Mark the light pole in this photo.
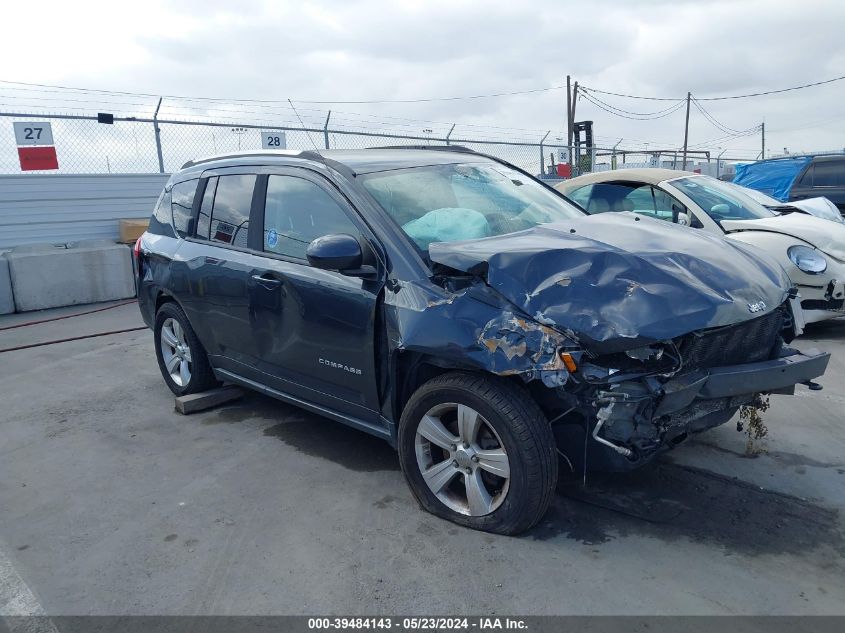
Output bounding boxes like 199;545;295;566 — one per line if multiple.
231;127;247;150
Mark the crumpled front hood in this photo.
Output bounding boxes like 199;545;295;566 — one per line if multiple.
429;213;791;351
721;213;845;261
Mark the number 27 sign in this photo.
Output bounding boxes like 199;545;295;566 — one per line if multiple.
13;121;59;170
14;122;54;146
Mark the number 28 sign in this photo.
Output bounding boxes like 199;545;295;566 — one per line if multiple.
261;131;287;149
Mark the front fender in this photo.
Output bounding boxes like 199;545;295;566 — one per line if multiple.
726;230;837;289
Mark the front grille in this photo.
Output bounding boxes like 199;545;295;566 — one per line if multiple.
678;307;784;370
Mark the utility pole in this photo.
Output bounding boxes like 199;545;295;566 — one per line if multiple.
761;121;765;159
569;81;579;172
681;91;691;170
566;75;573;149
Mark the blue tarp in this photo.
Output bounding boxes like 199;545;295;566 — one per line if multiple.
733;157;812;202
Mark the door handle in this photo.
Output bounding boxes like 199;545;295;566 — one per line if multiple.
251;274;282;290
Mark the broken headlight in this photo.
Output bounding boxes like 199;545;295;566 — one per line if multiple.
788;245;827;274
581;342;680;383
624;344;665;362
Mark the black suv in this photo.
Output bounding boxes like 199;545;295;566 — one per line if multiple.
789;155;845;214
137;147;829;534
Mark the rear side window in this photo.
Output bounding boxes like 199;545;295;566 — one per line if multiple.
148;188;175;237
583;183;638;213
209;174;256;248
262;176;359;259
171;179;198;237
196;177;217;240
567;185;592;208
812;160;845;187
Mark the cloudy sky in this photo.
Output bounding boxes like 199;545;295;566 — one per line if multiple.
2;0;844;160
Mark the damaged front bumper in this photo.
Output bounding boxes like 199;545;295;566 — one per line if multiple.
585;348;830;470
657;347;830;412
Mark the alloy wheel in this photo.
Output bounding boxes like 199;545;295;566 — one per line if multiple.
414;403;511;516
160;317;192;387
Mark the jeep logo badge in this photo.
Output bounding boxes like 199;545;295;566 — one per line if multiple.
747;301;767;313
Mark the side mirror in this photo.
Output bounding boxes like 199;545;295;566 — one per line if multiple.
676;212;690;226
306;233;364;272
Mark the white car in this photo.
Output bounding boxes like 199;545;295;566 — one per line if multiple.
732;183;844;224
557;169;845;325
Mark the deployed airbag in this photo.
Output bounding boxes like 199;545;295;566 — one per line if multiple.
403;208;490;249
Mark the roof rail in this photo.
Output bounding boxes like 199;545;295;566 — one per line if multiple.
366;144;478;154
181;149;324;169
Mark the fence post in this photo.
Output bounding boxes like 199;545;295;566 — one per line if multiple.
716;149;727;179
445;124;456;146
323;110;332;149
611;138;622;169
539;131;550;176
153;98;165;173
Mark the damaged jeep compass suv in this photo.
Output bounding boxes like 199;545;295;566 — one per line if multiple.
137;147;830;535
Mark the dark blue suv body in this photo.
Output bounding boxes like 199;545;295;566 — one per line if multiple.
137;147;829;534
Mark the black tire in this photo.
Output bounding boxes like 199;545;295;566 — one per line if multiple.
398;372;557;535
153;301;219;396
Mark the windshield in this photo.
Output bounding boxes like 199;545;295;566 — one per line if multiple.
360;162;584;250
732;183;783;207
670;176;775;222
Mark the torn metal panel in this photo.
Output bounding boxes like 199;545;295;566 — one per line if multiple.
430;213;792;353
383;281;574;386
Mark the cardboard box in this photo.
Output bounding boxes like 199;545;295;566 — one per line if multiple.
118;218;150;243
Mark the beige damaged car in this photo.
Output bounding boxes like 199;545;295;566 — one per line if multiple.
557;169;845;325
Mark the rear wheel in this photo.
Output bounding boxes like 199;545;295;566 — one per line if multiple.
154;302;218;396
398;372;557;535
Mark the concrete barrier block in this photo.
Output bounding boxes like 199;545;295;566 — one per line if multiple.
0;254;13;314
8;242;136;312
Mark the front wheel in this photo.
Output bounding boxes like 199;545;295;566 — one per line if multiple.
398;372;557;535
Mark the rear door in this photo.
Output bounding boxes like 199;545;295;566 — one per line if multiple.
246;168;384;421
177;171;263;368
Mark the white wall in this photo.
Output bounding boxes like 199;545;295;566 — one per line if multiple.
0;173;169;249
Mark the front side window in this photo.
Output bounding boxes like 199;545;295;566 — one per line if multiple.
209;174;256;248
580;181;696;225
670;176;775;223
171;179;198;237
813;161;845;187
263;175;360;259
360;162;583;250
797;164;814;187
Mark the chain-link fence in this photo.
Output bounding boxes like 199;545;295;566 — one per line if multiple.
0;110;726;178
